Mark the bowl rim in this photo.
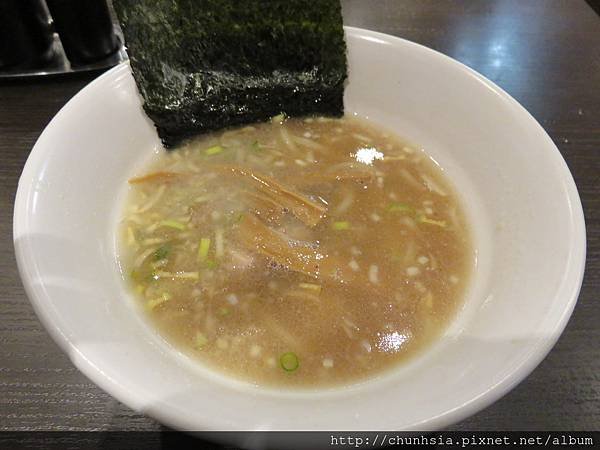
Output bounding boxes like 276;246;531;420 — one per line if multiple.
13;26;586;431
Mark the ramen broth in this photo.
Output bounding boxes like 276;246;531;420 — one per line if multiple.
119;116;473;387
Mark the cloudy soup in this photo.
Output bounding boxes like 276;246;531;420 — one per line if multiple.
118;115;473;387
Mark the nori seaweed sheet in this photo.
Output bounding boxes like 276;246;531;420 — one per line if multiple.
113;0;347;148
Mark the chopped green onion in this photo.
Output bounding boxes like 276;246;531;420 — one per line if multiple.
271;113;286;124
146;298;165;310
160;219;186;230
332;221;351;230
280;352;299;372
194;332;208;349
151;259;168;269
251;141;262;152
198;237;211;261
205;145;224;156
218;307;230;316
298;282;322;293
153;245;170;261
418;215;447;227
146;292;171;310
234;213;245;223
387;202;413;213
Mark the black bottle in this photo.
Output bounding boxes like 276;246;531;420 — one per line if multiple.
45;0;118;65
0;0;54;69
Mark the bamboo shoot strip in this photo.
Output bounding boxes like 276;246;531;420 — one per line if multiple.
235;213;323;278
214;165;327;227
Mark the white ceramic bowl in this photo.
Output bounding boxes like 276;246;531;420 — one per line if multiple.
14;27;585;433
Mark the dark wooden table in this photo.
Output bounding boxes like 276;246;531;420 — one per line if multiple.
1;0;598;434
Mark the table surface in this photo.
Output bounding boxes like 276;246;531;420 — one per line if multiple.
1;0;598;433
